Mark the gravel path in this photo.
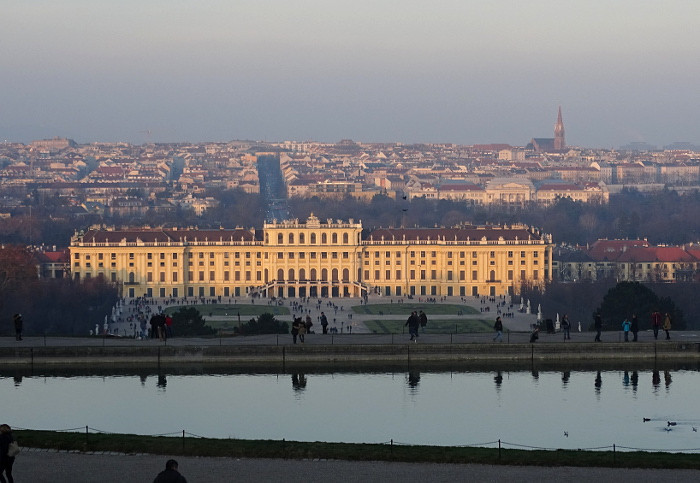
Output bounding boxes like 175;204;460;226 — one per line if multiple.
12;449;700;482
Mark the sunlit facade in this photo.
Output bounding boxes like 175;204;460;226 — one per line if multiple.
69;215;552;298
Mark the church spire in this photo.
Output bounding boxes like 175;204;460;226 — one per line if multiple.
554;106;565;151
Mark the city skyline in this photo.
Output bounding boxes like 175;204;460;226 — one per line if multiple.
2;1;699;148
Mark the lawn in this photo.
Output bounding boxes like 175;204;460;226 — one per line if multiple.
352;303;480;316
164;304;290;317
364;318;493;334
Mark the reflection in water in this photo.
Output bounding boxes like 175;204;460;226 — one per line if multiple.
494;371;503;388
594;371;602;394
623;371;629;387
631;371;638;393
140;374;147;386
664;371;672;390
561;371;570;385
407;370;420;390
13;376;22;387
652;370;661;391
292;373;307;392
157;372;167;389
531;369;539;381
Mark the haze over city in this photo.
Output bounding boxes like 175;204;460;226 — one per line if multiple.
2;1;699;147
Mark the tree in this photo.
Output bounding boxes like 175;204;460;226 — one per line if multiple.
595;281;684;331
170;307;216;336
235;312;288;335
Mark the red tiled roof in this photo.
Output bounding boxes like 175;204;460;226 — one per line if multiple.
81;228;256;243
365;226;541;242
587;239;649;261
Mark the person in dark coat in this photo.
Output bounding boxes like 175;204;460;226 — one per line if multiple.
631;313;639;342
594;312;602;342
0;424;16;483
12;314;22;341
153;459;187;483
320;312;329;334
405;311;420;341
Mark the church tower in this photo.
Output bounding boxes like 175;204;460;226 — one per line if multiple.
554;106;565;151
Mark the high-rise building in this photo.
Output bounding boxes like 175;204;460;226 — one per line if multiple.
554;106;565;151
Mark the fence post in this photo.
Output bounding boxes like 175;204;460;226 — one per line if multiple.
613;443;616;465
390;438;393;454
182;430;185;450
498;439;501;459
85;425;89;446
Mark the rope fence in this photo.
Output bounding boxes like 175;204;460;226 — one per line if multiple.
13;426;700;454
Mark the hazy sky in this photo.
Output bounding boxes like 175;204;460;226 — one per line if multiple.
2;1;699;147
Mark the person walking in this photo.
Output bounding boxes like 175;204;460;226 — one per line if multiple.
631;313;639;342
651;311;662;340
0;424;17;483
493;316;503;342
594;312;602;342
663;313;672;340
561;314;571;340
621;318;631;342
291;317;301;344
419;310;428;333
12;314;22;341
405;311;419;341
153;459;187;483
320;312;329;334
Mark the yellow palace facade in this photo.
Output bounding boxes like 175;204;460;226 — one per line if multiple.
69;215;552;299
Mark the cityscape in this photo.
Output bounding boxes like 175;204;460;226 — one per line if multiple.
3;1;700;480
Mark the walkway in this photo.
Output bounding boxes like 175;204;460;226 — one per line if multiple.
13;449;700;482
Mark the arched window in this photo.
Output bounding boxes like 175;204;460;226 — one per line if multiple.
310;233;316;244
321;269;328;281
332;233;338;244
299;268;306;281
264;269;269;283
299;233;305;244
288;269;295;281
490;270;495;281
289;233;294;244
343;233;349;244
332;268;339;281
265;234;269;243
277;233;283;244
343;268;349;281
277;269;285;281
310;269;317;281
321;233;327;244
129;272;135;283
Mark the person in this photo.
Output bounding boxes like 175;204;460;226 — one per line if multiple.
0;424;16;483
291;317;301;344
12;314;22;341
419;310;428;333
621;318;631;342
405;311;419;341
561;314;571;340
529;326;539;343
320;312;329;334
631;313;639;342
165;314;173;338
493;316;503;342
594;312;602;342
153;459;187;483
651;311;662;340
663;313;672;340
305;314;313;334
298;317;306;343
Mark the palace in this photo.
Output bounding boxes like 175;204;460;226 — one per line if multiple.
69;215;553;299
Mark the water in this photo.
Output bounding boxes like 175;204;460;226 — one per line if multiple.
4;364;700;451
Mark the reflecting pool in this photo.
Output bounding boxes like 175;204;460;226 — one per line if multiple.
4;363;700;451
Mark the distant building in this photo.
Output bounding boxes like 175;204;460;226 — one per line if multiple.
528;107;566;153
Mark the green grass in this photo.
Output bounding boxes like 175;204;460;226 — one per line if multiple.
352;303;479;316
364;318;493;334
164;304;290;317
14;430;700;469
